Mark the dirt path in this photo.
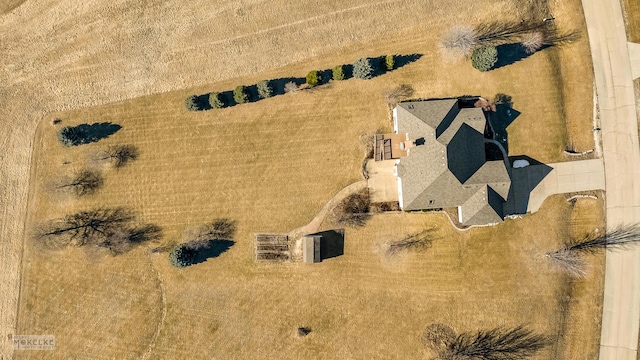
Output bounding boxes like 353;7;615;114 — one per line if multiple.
288;180;367;258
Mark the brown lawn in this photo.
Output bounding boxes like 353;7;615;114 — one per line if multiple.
14;0;603;358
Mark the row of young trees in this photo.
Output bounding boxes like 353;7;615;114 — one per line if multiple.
185;54;407;111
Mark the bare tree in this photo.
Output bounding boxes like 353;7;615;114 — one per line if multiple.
547;224;640;278
474;21;547;46
101;144;138;168
546;248;588;278
386;228;436;255
424;324;550;360
448;326;550;360
190;218;237;241
520;32;544;54
56;169;104;196
384;84;414;109
36;207;162;254
332;189;371;227
37;208;133;248
439;25;477;61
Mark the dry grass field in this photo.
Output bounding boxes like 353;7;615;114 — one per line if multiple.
3;0;601;358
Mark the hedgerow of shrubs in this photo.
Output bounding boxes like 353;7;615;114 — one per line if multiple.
306;70;320;87
353;57;374;79
257;80;273;99
233;85;248;104
332;65;344;81
208;92;224;109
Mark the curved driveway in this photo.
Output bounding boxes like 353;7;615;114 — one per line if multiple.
580;0;640;358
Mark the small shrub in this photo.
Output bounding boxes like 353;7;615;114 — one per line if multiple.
471;45;498;72
353;57;375;79
385;54;395;70
185;95;200;111
521;32;544;54
306;70;320;87
168;243;197;268
284;81;299;94
208;92;224;109
52;118;62;125
333;188;371;227
233;85;248;104
332;65;345;80
257;80;273;99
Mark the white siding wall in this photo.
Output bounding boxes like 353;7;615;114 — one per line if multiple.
397;175;404;209
393;108;398;133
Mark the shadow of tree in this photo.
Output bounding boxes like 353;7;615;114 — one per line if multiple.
59;122;122;146
191;239;235;265
492;43;532;69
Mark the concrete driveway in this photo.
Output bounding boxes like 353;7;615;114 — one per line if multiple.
526;158;605;212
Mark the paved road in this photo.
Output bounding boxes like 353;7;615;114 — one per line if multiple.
581;0;640;358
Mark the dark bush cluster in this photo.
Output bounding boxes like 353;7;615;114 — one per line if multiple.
57;123;121;147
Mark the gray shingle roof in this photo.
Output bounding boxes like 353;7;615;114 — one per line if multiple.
395;99;511;225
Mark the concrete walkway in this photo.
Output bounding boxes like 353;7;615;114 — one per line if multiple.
581;0;640;358
526;158;605;212
366;160;399;203
628;42;640;80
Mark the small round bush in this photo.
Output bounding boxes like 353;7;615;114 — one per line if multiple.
353;57;374;79
385;55;395;70
471;46;498;72
306;70;320;87
168;244;196;268
185;95;200;111
233;85;248;104
257;80;273;99
332;65;345;81
208;92;224;109
57;126;88;147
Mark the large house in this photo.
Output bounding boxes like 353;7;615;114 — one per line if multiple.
374;98;511;226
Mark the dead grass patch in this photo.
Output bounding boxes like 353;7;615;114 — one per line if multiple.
15;0;600;358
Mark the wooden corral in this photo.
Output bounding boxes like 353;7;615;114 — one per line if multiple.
255;234;290;262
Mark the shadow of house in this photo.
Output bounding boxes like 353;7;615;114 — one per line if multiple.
486;104;520;154
191;239;234;265
302;229;345;263
502;155;553;215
